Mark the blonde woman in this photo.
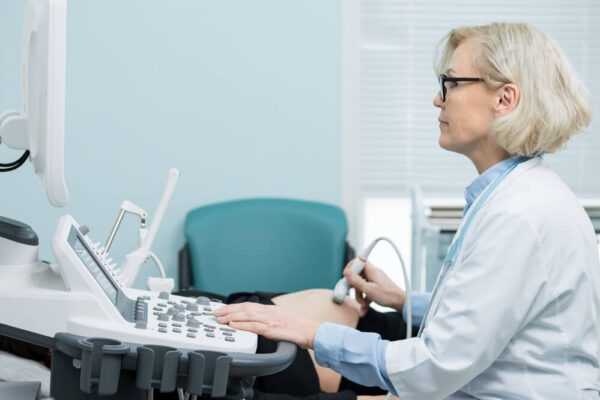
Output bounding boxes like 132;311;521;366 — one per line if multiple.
215;23;600;399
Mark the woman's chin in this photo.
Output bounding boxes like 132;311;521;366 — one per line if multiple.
438;135;464;154
438;135;451;151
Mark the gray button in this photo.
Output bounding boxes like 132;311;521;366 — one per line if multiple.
142;295;151;300
181;299;191;304
158;303;167;307
186;314;195;319
203;307;212;312
79;225;90;235
219;327;236;332
187;328;198;333
206;332;215;338
167;301;176;305
158;323;167;328
173;313;185;322
173;328;181;333
187;333;196;338
225;337;235;342
202;312;212;316
158;328;167;333
195;297;210;306
158;291;170;300
204;327;214;333
135;321;147;329
186;303;199;312
211;298;223;304
153;312;160;316
222;332;233;336
153;307;163;312
167;307;179;315
186;319;201;328
172;322;182;327
204;324;216;329
158;313;169;321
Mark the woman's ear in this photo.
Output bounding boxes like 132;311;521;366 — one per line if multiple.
494;83;520;117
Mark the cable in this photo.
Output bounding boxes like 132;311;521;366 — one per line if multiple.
368;237;412;339
0;150;29;172
148;251;167;278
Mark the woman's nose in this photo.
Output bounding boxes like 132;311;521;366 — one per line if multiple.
433;91;444;108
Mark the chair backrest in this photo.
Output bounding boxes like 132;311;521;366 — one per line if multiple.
183;198;349;295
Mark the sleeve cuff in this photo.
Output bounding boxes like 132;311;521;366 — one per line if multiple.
313;322;353;370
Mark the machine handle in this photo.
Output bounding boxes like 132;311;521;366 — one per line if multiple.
228;340;297;378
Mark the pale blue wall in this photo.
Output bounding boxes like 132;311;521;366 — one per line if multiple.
0;1;341;288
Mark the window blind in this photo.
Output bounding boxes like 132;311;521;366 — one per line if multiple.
358;0;600;198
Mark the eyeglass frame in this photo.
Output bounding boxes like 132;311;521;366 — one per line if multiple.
438;74;485;102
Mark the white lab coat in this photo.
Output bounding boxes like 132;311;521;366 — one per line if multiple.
385;157;600;399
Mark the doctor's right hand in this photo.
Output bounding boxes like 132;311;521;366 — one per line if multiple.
343;260;406;317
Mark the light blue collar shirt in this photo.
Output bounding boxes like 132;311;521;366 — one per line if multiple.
314;156;523;396
463;156;519;217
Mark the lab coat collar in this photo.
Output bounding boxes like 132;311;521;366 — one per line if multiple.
463;156;521;216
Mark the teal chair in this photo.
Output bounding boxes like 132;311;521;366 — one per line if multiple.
178;198;354;295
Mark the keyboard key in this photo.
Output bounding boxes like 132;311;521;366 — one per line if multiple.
186;319;201;328
158;313;169;321
195;297;210;306
135;321;147;329
173;314;185;322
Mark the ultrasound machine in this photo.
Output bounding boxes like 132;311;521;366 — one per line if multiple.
0;1;295;399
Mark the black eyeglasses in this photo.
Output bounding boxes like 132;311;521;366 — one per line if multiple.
438;74;485;102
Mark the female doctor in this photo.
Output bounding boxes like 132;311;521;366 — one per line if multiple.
214;23;600;399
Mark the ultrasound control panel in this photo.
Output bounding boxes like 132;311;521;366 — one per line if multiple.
50;214;257;353
133;291;242;346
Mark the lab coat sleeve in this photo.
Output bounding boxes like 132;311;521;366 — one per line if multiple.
385;210;545;400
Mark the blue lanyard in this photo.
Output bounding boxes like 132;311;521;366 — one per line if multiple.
416;156;530;337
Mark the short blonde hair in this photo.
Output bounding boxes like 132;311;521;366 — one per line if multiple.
434;23;592;156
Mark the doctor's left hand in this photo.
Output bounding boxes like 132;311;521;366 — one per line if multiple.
213;302;322;350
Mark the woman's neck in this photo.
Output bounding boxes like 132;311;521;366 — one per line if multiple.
467;143;511;175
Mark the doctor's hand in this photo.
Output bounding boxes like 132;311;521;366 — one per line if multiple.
213;302;321;350
344;260;406;317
